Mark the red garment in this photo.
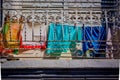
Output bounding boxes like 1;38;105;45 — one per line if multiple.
20;42;46;49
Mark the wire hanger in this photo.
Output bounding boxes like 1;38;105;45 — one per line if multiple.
49;15;54;23
63;13;69;24
84;12;91;26
92;13;101;26
41;14;47;24
78;14;84;26
70;14;76;24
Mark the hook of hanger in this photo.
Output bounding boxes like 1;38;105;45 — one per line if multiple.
84;12;91;25
12;15;18;23
56;15;61;23
92;12;100;26
49;15;54;22
78;14;84;24
41;15;46;23
70;14;76;24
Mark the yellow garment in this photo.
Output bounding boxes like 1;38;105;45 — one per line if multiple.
6;22;21;48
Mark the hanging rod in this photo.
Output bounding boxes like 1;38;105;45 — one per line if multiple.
0;8;118;11
10;5;117;8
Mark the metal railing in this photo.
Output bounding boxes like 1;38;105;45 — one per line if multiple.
0;0;120;59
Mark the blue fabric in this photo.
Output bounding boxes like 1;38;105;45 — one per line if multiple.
46;23;82;54
82;26;106;55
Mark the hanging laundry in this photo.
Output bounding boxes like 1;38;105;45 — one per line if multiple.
20;23;47;49
83;26;106;57
6;16;21;48
2;14;10;47
106;27;113;58
0;32;4;55
72;26;83;57
46;23;63;55
46;23;82;56
0;31;14;56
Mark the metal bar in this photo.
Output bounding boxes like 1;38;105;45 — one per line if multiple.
0;8;119;11
3;1;117;3
1;40;119;42
2;56;107;59
32;10;34;41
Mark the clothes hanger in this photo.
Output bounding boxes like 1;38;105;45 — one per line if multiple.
12;15;18;23
77;14;84;26
63;14;69;25
49;15;54;23
27;15;32;27
34;14;41;26
92;14;101;26
41;15;47;24
55;15;61;23
70;15;76;25
84;13;91;26
34;15;40;23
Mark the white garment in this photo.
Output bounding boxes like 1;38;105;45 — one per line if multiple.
106;27;112;45
22;23;48;45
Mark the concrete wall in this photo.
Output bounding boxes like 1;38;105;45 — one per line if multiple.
0;0;2;27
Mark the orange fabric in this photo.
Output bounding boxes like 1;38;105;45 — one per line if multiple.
6;23;21;47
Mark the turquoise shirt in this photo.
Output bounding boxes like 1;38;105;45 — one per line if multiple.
46;23;82;54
